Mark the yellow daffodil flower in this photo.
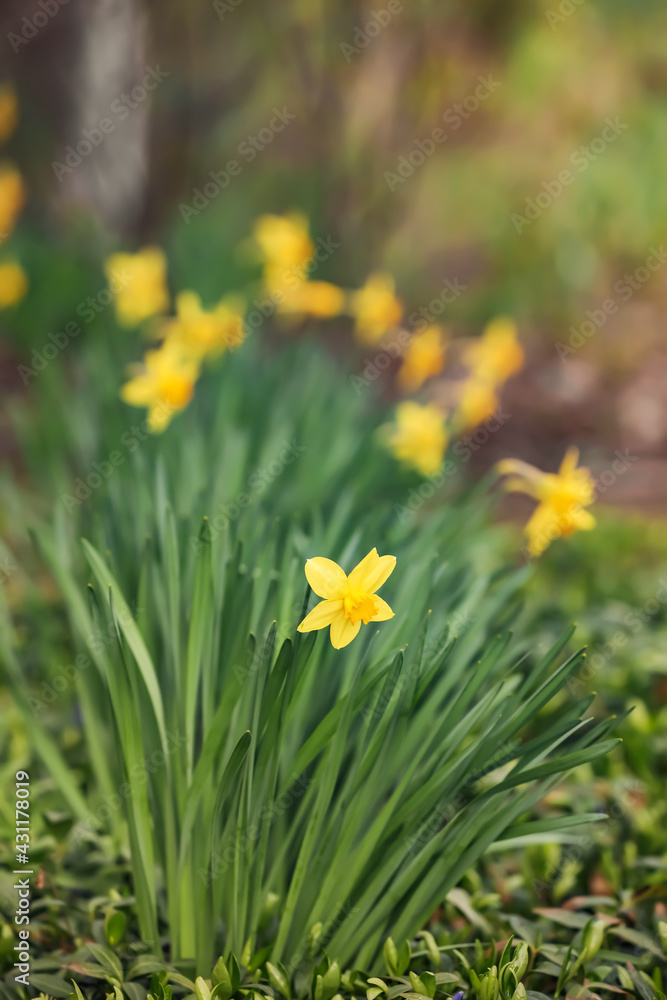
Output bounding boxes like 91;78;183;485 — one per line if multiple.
497;447;596;557
455;378;499;430
0;86;18;143
163;290;245;359
105;246;169;327
461;317;524;385
0;163;25;240
387;401;448;477
349;272;403;344
298;548;396;648
120;337;200;432
278;280;346;319
253;212;314;273
398;325;448;391
0;261;27;307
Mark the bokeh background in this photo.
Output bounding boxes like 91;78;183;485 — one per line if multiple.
2;0;667;510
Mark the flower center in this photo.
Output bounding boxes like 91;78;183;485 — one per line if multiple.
344;591;379;625
158;372;194;408
540;474;592;512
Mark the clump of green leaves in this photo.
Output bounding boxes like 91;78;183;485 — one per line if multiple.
1;343;620;975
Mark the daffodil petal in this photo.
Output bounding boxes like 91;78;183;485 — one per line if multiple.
148;403;173;433
304;557;348;599
371;597;394;622
559;446;580;476
346;548;378;588
121;376;154;406
330;614;361;649
572;508;596;531
348;549;396;594
297;599;344;632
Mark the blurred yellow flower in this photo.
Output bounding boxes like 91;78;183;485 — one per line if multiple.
0;164;25;240
0;86;18;144
253;212;314;274
297;548;396;649
497;447;596;557
120;337;200;432
397;325;447;391
278;280;345;318
456;378;499;430
0;261;27;307
349;272;403;344
461;317;524;385
387;401;448;476
105;246;169;327
164;290;245;359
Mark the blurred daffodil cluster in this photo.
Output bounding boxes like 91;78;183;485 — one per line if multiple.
0;84;27;310
109;211;596;556
382;316;523;475
108;246;245;431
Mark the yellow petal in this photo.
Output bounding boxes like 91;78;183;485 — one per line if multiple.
147;402;174;433
371;597;394;622
559;446;581;476
330;614;361;649
304;557;348;599
525;502;565;557
120;375;154;406
572;508;596;531
348;548;396;594
297;599;344;632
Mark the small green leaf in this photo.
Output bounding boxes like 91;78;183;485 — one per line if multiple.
418;931;441;969
266;961;291;1000
211;956;233;999
104;909;126;947
196;977;212;1000
396;940;411;976
383;938;398;976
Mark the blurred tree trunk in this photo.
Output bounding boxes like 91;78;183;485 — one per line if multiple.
65;0;148;231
